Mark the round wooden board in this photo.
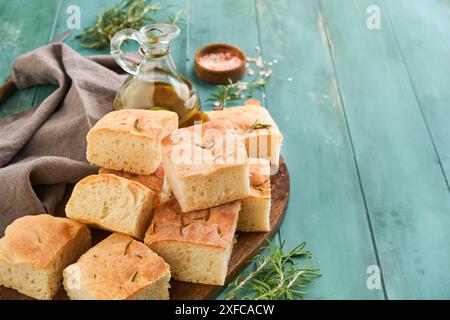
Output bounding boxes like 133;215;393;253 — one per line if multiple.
0;158;290;300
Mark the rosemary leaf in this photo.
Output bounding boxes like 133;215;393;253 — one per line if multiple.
207;83;241;110
130;271;138;282
133;118;143;133
208;73;271;110
248;119;272;132
167;9;186;25
226;240;320;300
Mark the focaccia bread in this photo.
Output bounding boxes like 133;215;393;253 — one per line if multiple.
99;165;164;192
0;214;91;300
161;120;250;212
144;199;240;285
206;105;283;166
86;109;178;175
66;174;155;240
238;158;271;232
99;164;172;205
63;233;170;300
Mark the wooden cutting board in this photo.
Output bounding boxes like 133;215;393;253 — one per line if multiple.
0;158;290;300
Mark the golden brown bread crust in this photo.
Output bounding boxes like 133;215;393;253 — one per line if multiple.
205;105;282;139
98;165;164;193
65;174;155;240
70;233;170;300
72;173;154;198
161;120;248;178
249;158;270;186
144;199;240;249
86;110;178;175
88;109;178;140
0;214;89;269
249;158;271;198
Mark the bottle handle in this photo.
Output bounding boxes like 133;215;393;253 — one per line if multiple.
110;29;142;75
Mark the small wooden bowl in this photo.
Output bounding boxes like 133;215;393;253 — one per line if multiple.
195;43;246;85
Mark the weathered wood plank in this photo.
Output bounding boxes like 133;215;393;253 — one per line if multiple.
382;0;450;186
320;0;450;299
188;0;263;111
256;0;384;299
0;0;60;118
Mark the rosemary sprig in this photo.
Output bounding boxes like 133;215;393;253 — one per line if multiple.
206;80;241;110
76;0;180;49
207;74;271;110
167;8;186;25
226;240;320;300
248;119;272;132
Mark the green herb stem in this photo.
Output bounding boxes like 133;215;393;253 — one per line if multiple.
207;74;271;110
226;240;320;300
76;0;183;50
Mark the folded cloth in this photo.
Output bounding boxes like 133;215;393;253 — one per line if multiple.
0;43;129;235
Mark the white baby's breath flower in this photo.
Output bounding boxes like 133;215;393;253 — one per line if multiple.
256;56;264;69
237;82;247;90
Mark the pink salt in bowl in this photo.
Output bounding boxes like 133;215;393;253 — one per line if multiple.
195;43;246;85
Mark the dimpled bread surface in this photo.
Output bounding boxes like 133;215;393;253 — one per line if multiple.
63;233;170;300
206;105;283;166
144;199;240;285
86;109;178;175
0;214;91;300
161;120;250;213
66;174;155;240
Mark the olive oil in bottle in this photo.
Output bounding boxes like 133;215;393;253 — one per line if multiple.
111;23;208;127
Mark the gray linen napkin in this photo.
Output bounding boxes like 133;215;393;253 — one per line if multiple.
0;43;129;235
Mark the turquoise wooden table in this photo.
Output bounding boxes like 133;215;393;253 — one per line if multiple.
1;0;450;300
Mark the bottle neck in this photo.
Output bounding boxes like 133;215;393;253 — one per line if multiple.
139;45;170;59
139;48;178;74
